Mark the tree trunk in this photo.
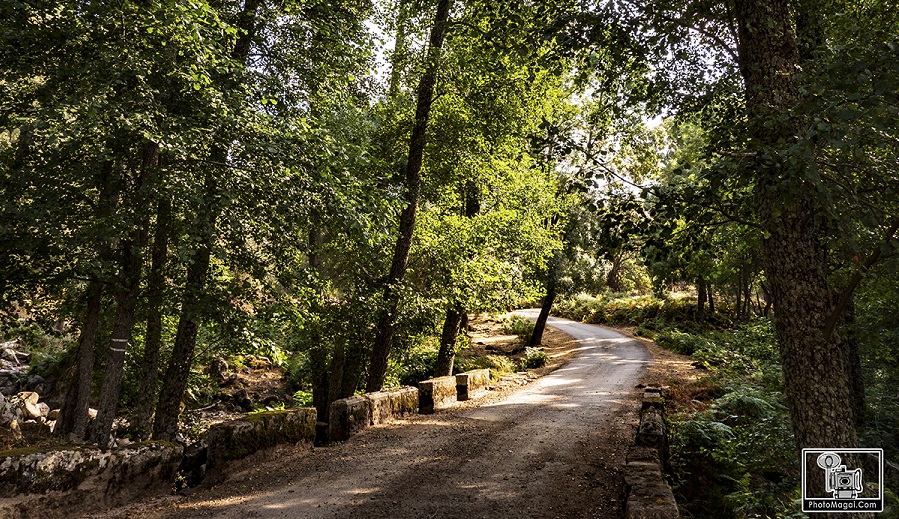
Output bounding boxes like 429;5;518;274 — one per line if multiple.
529;274;557;347
387;0;410;100
367;0;453;392
151;240;211;441
55;281;102;441
435;305;464;376
734;0;857;452
55;160;117;441
150;0;261;442
91;142;158;446
697;277;707;316
133;196;170;440
707;286;715;315
606;251;623;293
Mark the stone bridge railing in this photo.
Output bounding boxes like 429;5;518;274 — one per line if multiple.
623;386;680;519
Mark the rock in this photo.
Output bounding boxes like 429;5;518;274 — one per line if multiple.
178;439;208;489
219;373;238;387
88;408;98;420
233;389;253;411
206;356;229;378
15;391;39;406
23;401;50;421
1;392;23;426
7;419;22;440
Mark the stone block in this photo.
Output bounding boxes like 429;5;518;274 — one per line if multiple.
206;407;316;479
365;391;392;426
641;389;665;411
455;369;491;401
624;461;679;519
328;396;371;441
636;407;666;451
418;376;457;414
364;386;420;426
627;444;661;465
388;386;419;418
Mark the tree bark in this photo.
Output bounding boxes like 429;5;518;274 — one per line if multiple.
367;0;453;392
734;0;857;451
529;272;557;347
697;277;707;316
55;281;102;441
91;142;158;446
435;304;464;376
132;196;170;440
151;238;211;441
55;160;117;441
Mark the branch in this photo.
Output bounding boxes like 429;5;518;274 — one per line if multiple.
823;217;899;341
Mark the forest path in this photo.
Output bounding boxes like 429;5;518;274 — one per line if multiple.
98;313;651;519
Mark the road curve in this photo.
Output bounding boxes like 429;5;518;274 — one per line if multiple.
101;313;651;519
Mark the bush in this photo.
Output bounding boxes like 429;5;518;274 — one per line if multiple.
656;329;712;355
519;347;548;369
455;354;516;377
501;314;535;344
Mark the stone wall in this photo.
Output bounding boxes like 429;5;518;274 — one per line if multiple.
455;369;490;401
328;387;419;442
418;376;457;414
206;407;316;482
623;387;679;519
0;442;182;519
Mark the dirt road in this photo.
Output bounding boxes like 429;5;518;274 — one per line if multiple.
98;313;651;519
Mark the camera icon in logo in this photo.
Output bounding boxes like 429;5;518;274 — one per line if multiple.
817;452;863;500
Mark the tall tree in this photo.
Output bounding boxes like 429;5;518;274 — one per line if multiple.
367;0;453;392
732;0;856;449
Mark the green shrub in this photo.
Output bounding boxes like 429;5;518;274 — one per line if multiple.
501;314;535;344
292;389;313;407
519;347;548;369
388;340;439;387
656;329;712;355
455;354;516;377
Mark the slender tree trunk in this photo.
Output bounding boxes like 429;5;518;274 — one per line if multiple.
367;0;453;392
435;304;464;376
387;0;410;100
529;272;557;347
133;196;170;440
151;0;261;442
734;0;857;452
697;277;707;316
151;238;211;441
56;160;117;441
606;251;623;293
91;142;158;446
707;286;715;315
56;281;102;441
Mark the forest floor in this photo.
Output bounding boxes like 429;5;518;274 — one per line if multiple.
86;311;703;519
